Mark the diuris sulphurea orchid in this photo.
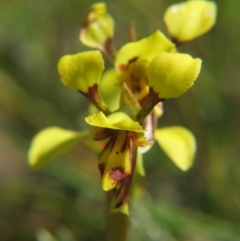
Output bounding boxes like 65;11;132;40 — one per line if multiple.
28;1;217;214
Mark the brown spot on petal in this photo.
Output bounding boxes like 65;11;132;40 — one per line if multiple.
79;84;110;114
78;84;98;99
92;128;113;140
115;201;123;208
121;132;129;153
139;95;148;106
110;131;118;151
109;167;128;183
98;163;106;177
119;64;128;72
128;56;138;64
88;84;99;97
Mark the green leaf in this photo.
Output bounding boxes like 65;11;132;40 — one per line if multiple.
28;127;86;169
58;51;104;93
147;52;202;99
154;126;196;171
164;0;217;43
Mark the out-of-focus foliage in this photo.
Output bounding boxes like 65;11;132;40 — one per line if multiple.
1;0;240;240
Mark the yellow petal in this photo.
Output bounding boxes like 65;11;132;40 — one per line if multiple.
115;31;176;102
98;131;132;191
58;51;104;93
155;126;196;171
148;52;202;99
28;127;85;169
115;30;176;72
85;111;143;132
164;0;217;42
80;3;114;49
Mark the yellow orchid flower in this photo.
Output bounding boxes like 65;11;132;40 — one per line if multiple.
85;109;150;191
28;1;217;216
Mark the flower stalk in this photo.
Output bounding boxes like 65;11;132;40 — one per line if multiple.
136;88;163;122
102;38;117;63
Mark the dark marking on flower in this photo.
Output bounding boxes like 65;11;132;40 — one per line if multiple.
110;131;118;151
139;95;148;106
103;37;114;53
92;128;113;141
80;84;111;115
88;84;98;97
81;19;90;29
119;56;138;72
119;64;127;71
98;137;114;177
116;151;119;154
98;163;106;177
99;137;112;159
82;13;97;28
109;167;128;183
115;201;123;208
170;35;187;47
128;56;138;64
121;132;129;153
78;84;99;100
136;87;141;92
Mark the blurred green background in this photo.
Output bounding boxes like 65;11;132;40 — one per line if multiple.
1;0;240;240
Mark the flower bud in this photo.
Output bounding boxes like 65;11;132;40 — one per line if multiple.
164;0;217;43
80;3;114;50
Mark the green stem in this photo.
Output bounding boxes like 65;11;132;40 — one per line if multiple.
79;86;111;116
107;212;129;241
137;88;162;122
